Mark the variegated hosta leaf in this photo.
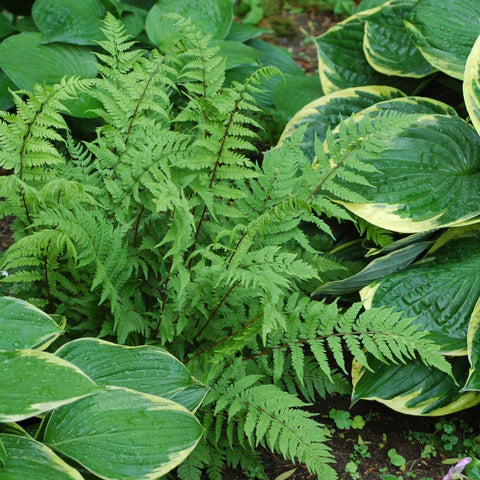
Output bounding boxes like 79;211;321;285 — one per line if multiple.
361;227;480;354
0;350;100;422
334;113;480;233
464;34;480;138
56;338;208;412
44;386;204;480
278;85;406;160
0;434;84;480
315;9;420;94
466;297;480;390
0;296;64;351
352;356;480;416
363;0;436;77
357;95;458;118
404;0;480;80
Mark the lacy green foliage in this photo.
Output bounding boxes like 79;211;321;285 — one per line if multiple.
0;15;450;479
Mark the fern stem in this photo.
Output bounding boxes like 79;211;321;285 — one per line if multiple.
194;280;240;335
188;85;246;265
133;206;145;246
307;141;363;200
112;59;165;173
186;311;263;363
153;254;174;339
43;241;53;311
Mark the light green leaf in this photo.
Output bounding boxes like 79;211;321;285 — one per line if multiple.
272;74;323;119
247;39;303;76
336;113;480;233
352;356;480;415
313;240;433;296
146;0;233;48
0;350;100;422
209;39;261;70
0;32;98;91
278;85;406;160
44;386;204;480
55;338;208;412
363;0;436;77
32;0;106;45
0;296;63;351
0;434;84;480
404;0;480;80
464;34;480;138
361;228;480;353
465;297;480;391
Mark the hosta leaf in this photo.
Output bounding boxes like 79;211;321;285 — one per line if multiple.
44;386;203;480
278;85;406;160
336;113;480;233
361;228;480;353
0;13;13;40
352;356;480;415
225;22;271;42
465;297;480;391
0;70;17;111
464;34;480;138
404;0;480;80
0;434;84;480
209;39;261;70
0;32;98;91
272;74;323;119
0;296;63;351
363;0;436;77
315;11;419;94
0;350;99;422
146;0;233;49
313;240;433;296
32;0;107;45
358;95;458;118
56;338;208;412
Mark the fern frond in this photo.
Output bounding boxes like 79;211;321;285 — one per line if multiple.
310;111;421;203
216;383;336;479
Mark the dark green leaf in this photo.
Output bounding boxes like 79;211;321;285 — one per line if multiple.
32;0;107;45
272;74;323;119
146;0;233;48
313;241;433;296
0;33;98;91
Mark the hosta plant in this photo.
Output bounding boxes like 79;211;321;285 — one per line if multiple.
0;13;451;479
281;0;480;415
0;296;205;480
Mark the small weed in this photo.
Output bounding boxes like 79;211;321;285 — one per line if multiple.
388;448;407;471
328;408;365;430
